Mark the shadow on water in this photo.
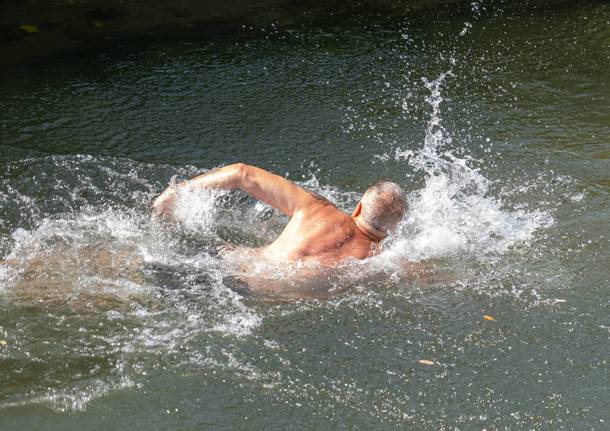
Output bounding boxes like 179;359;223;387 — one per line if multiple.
0;0;588;68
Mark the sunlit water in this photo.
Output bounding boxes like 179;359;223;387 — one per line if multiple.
1;1;609;429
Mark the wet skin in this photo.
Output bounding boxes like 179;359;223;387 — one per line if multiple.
152;163;382;266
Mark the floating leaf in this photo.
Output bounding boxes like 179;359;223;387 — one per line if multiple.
417;359;434;366
483;315;495;321
19;24;39;33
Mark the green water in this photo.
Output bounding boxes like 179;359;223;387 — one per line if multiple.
1;1;609;429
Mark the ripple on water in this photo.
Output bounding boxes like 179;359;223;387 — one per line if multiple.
1;3;605;424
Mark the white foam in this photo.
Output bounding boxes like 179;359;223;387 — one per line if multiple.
383;72;553;262
171;183;222;235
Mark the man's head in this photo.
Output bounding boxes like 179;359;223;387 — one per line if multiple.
352;181;407;241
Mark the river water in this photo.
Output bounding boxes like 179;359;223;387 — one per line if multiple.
1;1;609;429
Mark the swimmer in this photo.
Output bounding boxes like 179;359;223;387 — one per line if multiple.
152;163;406;267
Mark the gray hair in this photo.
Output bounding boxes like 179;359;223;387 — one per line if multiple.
360;182;407;235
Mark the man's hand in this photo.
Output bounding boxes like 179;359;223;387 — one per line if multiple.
151;186;179;218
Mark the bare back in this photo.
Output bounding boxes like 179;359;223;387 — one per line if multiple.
261;193;375;265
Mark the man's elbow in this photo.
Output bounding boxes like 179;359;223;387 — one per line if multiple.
231;162;249;174
229;162;251;185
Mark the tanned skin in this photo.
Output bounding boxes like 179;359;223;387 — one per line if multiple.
152;163;381;266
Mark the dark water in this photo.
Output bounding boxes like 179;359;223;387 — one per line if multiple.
1;1;609;429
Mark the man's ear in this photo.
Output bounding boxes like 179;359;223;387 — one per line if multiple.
351;201;362;218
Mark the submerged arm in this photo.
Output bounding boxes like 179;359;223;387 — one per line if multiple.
152;163;316;218
402;260;463;284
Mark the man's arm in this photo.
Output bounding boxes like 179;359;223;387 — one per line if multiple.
152;163;318;218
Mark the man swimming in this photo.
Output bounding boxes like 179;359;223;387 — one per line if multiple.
152;163;406;267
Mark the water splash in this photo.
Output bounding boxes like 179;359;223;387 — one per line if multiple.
0;189;265;412
386;72;552;262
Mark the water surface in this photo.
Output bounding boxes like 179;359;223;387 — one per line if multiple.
1;1;609;429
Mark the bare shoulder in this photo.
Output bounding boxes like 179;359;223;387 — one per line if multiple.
304;190;335;207
299;191;349;221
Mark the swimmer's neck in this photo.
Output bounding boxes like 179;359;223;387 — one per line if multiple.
352;215;385;243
